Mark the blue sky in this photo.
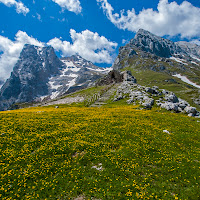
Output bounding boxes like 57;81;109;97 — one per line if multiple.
0;0;200;81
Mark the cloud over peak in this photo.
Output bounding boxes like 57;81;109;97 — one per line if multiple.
52;0;82;14
48;29;118;64
97;0;200;38
0;0;29;15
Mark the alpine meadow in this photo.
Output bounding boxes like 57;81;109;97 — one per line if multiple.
0;0;200;199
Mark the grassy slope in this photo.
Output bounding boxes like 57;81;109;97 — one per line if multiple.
122;67;200;109
0;106;200;199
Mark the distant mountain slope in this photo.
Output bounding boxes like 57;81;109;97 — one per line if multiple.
112;29;200;108
49;55;111;99
0;44;110;111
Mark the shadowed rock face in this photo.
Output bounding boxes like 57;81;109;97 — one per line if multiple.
96;70;136;86
96;70;123;86
0;44;64;110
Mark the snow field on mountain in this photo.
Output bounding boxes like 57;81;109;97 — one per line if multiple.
173;74;200;89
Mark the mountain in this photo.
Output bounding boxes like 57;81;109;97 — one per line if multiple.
1;30;200;112
130;29;182;58
0;44;110;111
112;29;200;109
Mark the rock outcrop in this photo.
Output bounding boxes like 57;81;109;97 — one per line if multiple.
113;72;199;117
96;70;136;86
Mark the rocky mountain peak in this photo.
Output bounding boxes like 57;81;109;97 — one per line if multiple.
0;44;65;110
0;44;111;110
130;29;181;58
134;29;154;39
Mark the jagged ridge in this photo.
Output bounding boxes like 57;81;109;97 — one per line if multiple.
0;44;111;111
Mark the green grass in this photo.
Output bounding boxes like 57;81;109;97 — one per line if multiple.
0;106;200;199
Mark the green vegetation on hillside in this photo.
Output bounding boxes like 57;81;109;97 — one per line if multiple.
122;67;200;109
0;106;199;199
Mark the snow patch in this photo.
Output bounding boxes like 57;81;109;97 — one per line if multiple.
36;47;43;56
191;55;200;62
173;74;200;89
50;91;60;99
191;61;198;65
86;67;112;73
170;57;188;65
61;60;81;72
69;73;78;78
49;80;62;90
40;95;48;101
67;77;77;88
60;68;69;77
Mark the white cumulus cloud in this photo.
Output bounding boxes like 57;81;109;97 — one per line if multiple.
97;0;200;38
0;0;29;15
0;31;44;82
47;29;118;64
52;0;82;14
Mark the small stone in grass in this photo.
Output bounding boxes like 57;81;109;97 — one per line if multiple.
163;130;170;134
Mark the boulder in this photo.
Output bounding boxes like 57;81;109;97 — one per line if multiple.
178;100;188;110
142;97;154;109
188;113;195;117
184;106;197;115
164;94;179;103
121;71;137;83
96;70;137;86
162;89;169;95
96;70;123;86
161;102;178;112
113;93;123;101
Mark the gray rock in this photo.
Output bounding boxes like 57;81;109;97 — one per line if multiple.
162;89;169;95
113;93;123;101
176;41;200;58
145;87;158;94
127;98;134;104
188;113;195;117
177;107;183;112
178;100;188;109
184;106;197;115
161;102;178;112
164;94;179;103
121;71;137;83
142;97;154;109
